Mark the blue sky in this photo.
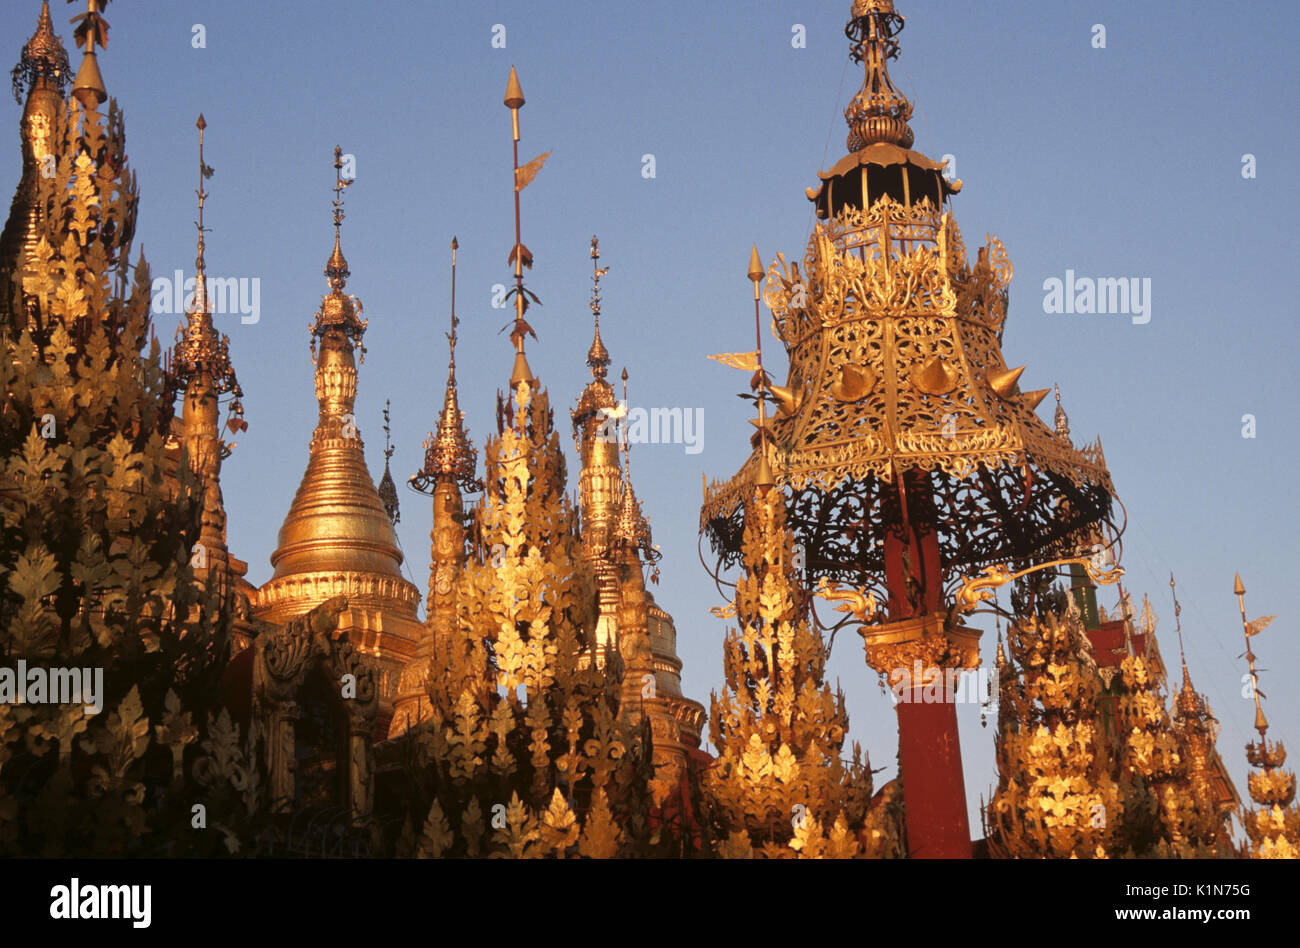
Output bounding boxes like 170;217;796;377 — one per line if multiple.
7;0;1297;838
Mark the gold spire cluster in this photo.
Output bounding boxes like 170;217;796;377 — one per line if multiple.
1157;575;1236;854
985;607;1124;858
704;480;878;858
562;233;701;779
1235;574;1299;858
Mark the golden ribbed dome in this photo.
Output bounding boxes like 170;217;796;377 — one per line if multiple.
269;333;406;580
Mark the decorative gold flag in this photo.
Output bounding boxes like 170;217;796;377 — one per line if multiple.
708;351;759;371
515;150;551;191
1245;615;1275;637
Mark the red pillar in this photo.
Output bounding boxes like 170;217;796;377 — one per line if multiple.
882;471;971;858
895;678;971;857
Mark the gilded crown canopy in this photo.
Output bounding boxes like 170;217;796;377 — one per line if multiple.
702;1;1119;600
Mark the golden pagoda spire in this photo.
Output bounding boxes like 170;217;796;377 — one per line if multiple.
1;1;70;334
1054;384;1072;444
170;115;244;580
613;367;655;562
254;147;422;721
1156;573;1238;854
843;0;914;150
1234;574;1299;858
571;237;623;667
390;240;479;737
413;237;479;495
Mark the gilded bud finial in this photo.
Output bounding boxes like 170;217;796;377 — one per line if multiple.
327;145;350;289
11;1;69;103
171;115;245;469
312;146;366;351
378;399;400;525
172;116;241;407
587;236;611;379
614;366;657;561
843;0;914;150
1053;384;1072;443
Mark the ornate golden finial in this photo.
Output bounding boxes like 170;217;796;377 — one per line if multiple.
1234;573;1299;858
172;116;242;414
587;235;611;378
748;244;775;491
378;399;400;525
843;0;914;150
413;237;479;494
1169;573;1190;685
11;1;69;102
69;0;109;109
1167;572;1213;732
449;235;459;366
615;367;656;561
1235;574;1275;740
327;145;350;290
502;65;547;384
193;114;211;319
1054;384;1072;443
312;146;366;354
